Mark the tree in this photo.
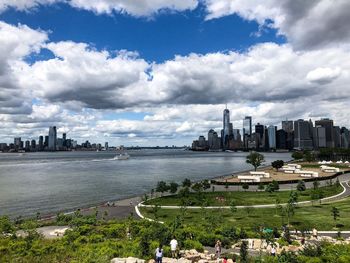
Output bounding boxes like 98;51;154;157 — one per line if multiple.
304;151;315;162
271;160;284;170
242;183;249;191
297;180;306;191
191;182;203;193
182;178;191;188
169;182;179;194
258;183;265;191
265;183;275;194
202;179;211;190
332;207;340;222
271;180;280;191
313;181;320;190
246;151;265;171
178;187;190;199
240;241;248;263
156;181;169;195
292;151;303;160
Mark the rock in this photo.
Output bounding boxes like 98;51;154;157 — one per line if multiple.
198;259;209;263
110;257;145;263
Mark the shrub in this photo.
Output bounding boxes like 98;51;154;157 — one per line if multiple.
183;240;203;252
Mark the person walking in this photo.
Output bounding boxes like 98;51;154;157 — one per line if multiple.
170;237;178;258
271;246;276;257
155;245;163;263
215;240;222;259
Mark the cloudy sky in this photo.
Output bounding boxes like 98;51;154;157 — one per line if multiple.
0;0;349;146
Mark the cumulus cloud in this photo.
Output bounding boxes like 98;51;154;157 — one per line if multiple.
0;0;198;16
306;67;342;85
204;0;350;50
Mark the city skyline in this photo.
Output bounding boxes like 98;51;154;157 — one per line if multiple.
0;1;349;146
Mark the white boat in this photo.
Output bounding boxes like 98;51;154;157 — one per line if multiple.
113;153;130;160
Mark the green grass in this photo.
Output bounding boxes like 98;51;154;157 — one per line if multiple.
144;184;343;206
141;196;350;231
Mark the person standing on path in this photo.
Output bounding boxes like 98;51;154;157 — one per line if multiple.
215;240;222;259
155;245;163;263
170;237;178;258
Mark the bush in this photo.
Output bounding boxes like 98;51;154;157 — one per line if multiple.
183;240;203;252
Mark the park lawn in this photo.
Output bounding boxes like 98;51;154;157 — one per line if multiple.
140;196;350;231
144;184;343;206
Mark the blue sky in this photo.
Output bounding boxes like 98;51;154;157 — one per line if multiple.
0;3;284;63
0;1;349;146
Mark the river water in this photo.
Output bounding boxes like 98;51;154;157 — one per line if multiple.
0;150;291;217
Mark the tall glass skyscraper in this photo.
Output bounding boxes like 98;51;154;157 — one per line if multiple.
243;116;252;136
48;126;57;151
223;108;230;148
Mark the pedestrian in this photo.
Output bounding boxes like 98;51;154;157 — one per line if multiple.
155;245;163;263
170;236;178;258
271;246;276;257
215;240;222;259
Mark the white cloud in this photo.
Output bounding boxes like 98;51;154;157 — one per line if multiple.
204;0;350;50
0;0;198;17
306;67;342;84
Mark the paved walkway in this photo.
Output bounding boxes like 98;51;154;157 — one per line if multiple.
137;181;350;210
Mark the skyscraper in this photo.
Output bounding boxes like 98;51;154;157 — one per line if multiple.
315;119;334;148
267;125;277;149
48;126;57;151
38;136;43;151
243;116;252;136
282;121;293;133
223;108;230;149
294;119;313;150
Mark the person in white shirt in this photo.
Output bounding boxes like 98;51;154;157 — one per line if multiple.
155;245;163;263
271;246;276;256
170;237;178;258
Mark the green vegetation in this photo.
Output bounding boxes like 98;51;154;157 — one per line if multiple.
144;184;342;206
141;196;350;231
246;152;265;171
271;160;284;170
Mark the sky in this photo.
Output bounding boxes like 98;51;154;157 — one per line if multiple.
0;0;349;146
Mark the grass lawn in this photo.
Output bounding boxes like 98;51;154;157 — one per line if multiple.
140;196;350;231
144;184;343;206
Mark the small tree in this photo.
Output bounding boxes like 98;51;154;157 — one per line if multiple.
240;241;248;263
156;181;169;195
272;180;280;191
265;183;275;194
258;183;265;191
304;151;315;162
242;183;249;191
297;180;306;191
191;182;203;193
169;182;179;194
202;179;211;190
292;151;303;160
271;160;284;170
332;207;340;222
246;151;265;171
313;181;320;190
182;178;191;188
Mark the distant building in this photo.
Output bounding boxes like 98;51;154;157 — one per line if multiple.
105;142;109;150
282;121;293;133
315;119;334;148
48;126;57;151
25;140;30;150
31;139;36;150
314;126;326;148
243;116;252;136
294;119;313;150
267;125;277;150
255;123;266;149
14;137;22;150
333;126;341;148
222;108;230;149
38;136;43;151
276;129;287;149
341;127;349;148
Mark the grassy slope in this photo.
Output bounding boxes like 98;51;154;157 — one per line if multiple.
141;196;350;231
144;184;343;206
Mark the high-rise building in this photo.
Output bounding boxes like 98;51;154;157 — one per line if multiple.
243;116;252;136
38;136;43;151
48;126;57;151
223;108;230;149
276;129;287;149
31;139;36;150
294;119;313;150
315;119;334;148
25;140;30;150
105;142;109;150
267;125;277;149
44;136;49;148
333;126;341;148
62;133;67;147
314;126;326;148
255;123;266;149
341;127;349;148
208;129;215;148
14;137;22;150
282;121;293;133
